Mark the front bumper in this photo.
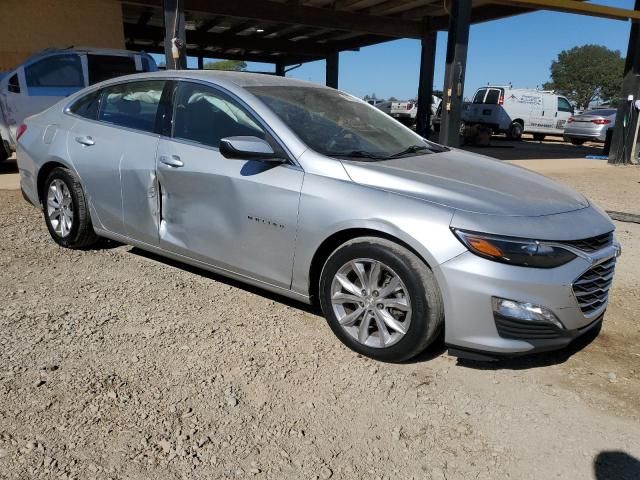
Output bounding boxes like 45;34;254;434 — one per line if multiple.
434;243;618;356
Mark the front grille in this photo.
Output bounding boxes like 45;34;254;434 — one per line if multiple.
573;257;616;316
564;232;613;253
494;315;564;340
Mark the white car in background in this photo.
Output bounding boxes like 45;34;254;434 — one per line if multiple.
0;47;157;162
462;86;574;140
389;96;441;126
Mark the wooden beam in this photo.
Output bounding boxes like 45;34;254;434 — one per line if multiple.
137;9;154;26
125;0;425;38
124;23;341;56
162;0;187;69
127;42;320;65
493;0;640;21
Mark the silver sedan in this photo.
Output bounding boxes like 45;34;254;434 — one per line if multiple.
564;108;616;145
17;71;619;362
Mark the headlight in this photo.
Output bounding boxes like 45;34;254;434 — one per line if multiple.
453;229;576;268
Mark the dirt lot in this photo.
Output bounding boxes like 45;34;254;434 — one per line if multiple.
1;180;639;479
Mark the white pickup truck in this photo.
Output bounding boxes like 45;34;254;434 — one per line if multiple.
389;96;441;126
0;47;157;162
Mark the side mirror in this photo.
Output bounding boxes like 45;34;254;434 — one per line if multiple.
219;136;283;163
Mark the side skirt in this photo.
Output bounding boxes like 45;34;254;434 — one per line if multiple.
93;227;312;305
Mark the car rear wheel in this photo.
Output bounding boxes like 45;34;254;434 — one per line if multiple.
43;167;99;249
508;121;523;140
319;237;444;363
571;138;586;146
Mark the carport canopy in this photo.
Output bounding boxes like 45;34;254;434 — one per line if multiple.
121;0;640;163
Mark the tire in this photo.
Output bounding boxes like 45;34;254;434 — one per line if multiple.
43;167;99;249
0;136;9;163
532;133;545;142
570;138;586;146
507;121;523;140
319;237;444;363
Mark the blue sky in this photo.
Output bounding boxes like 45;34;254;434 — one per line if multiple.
161;0;634;101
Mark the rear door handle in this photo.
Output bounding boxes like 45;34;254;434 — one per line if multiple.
75;136;95;146
159;155;184;168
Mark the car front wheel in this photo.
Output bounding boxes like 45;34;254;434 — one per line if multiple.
319;237;444;362
43;167;99;249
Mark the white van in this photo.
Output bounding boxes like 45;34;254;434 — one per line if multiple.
462;86;574;140
0;47;157;161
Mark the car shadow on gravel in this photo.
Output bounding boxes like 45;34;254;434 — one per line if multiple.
594;451;640;480
455;322;602;370
127;247;321;315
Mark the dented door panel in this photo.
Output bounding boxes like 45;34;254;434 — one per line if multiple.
156;138;303;288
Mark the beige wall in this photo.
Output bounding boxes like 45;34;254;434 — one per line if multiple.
0;0;125;71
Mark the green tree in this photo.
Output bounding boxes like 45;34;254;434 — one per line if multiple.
203;59;247;71
543;44;624;109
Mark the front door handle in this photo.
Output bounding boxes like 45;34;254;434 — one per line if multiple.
159;155;184;168
75;136;95;146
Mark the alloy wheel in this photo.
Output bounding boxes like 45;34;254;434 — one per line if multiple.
46;179;74;238
330;258;412;349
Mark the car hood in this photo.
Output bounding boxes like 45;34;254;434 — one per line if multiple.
340;149;589;216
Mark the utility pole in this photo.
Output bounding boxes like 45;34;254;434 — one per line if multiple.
163;0;187;70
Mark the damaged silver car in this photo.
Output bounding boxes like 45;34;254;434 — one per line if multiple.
17;71;620;362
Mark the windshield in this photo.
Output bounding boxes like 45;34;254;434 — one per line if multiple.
246;85;444;160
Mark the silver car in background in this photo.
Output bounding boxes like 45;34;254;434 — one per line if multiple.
564;108;616;145
17;71;620;362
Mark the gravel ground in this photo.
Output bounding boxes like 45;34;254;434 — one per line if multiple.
1;189;639;480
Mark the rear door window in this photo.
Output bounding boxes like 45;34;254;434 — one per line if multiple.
485;88;503;104
472;89;487;104
88;55;138;85
24;54;84;93
98;80;165;133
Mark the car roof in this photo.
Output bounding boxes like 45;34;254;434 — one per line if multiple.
20;47;152;65
95;69;330;90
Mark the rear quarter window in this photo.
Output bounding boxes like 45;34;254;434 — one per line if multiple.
69;90;101;120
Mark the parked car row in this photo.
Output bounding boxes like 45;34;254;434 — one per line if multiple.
442;85;617;145
0;47;157;162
